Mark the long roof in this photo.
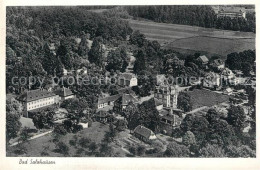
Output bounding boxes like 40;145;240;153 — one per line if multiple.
98;94;121;104
16;89;57;102
133;125;154;139
115;94;138;105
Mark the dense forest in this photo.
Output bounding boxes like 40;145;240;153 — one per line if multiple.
6;7;133;90
125;6;256;32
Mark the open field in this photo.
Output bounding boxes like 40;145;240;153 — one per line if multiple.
187;89;230;109
128;19;255;57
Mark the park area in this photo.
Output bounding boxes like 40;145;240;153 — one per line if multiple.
128;19;255;57
187;89;230;109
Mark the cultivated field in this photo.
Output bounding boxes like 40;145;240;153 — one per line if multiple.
128;19;255;57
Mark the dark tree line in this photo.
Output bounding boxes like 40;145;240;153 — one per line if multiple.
225;50;255;76
126;6;255;32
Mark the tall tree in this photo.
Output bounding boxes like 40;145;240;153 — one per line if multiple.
88;37;105;67
227;105;246;132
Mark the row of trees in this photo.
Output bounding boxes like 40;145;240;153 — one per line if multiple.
126;6;255;32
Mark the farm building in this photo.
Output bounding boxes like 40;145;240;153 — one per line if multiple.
133;125;157;142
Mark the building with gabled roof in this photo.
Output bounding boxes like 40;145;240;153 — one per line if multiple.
209;59;225;70
97;94;121;109
197;55;209;65
133;125;157;142
158;108;183;136
113;94;138;112
54;87;75;101
16;89;60;117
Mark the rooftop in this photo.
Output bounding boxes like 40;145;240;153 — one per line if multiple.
211;59;224;66
98;94;121;104
16;89;57;102
133;125;154;139
54;87;74;97
115;94;138;105
198;55;209;63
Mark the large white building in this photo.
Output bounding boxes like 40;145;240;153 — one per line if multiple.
17;89;60;117
217;8;246;19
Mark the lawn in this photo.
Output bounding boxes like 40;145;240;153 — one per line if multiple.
7;122;128;157
187;89;230;109
128;19;255;57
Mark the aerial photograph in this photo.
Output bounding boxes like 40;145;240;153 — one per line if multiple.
6;5;256;158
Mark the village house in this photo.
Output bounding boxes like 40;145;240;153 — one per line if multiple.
197;55;209;65
133;125;157;142
203;72;221;89
113;94;139;112
223;87;233;95
118;73;138;87
209;59;225;70
54;87;75;102
16;89;60;118
154;85;178;109
97;94;121;109
159;109;182;136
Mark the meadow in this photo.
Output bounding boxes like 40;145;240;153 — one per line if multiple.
187;89;230;109
128;19;255;57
